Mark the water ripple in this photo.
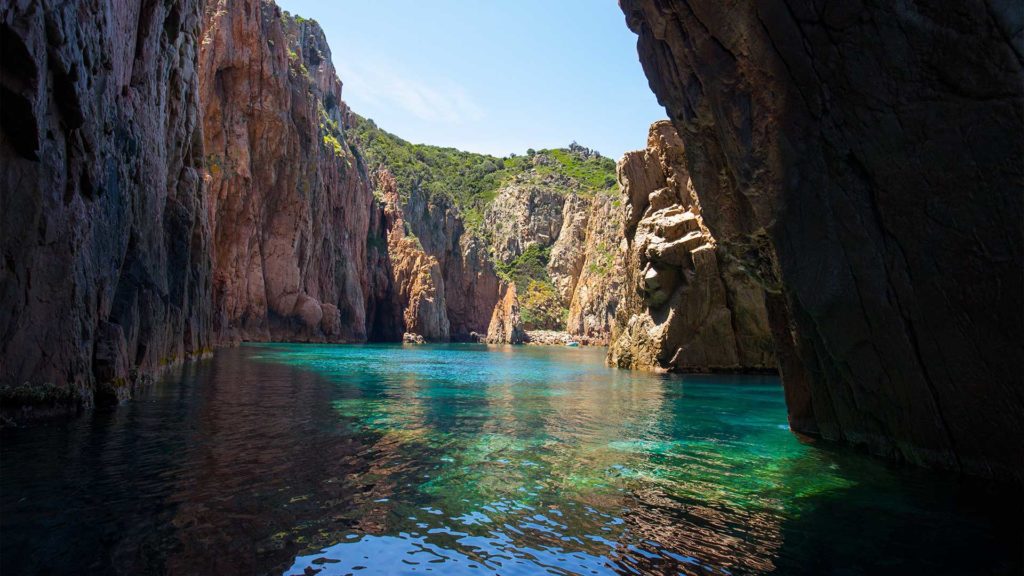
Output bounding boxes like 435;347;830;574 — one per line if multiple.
2;344;1020;575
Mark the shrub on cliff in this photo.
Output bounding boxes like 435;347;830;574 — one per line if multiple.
520;280;568;330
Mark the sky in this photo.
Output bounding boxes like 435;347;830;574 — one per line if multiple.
276;0;667;160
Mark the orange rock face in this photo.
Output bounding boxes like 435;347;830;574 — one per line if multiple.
379;172;450;342
486;283;526;345
200;0;393;343
609;122;775;372
402;189;501;341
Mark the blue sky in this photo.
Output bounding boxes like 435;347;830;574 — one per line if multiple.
276;0;667;160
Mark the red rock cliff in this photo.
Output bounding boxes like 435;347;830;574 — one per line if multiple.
620;0;1024;480
200;0;395;343
1;0;212;408
377;171;450;342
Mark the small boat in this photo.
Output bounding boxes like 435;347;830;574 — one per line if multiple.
566;341;580;348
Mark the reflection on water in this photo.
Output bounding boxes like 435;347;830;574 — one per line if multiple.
1;344;1020;575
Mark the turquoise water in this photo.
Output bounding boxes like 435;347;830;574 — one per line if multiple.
1;344;1019;575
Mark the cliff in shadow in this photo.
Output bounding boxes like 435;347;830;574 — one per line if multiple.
620;0;1024;480
1;0;213;412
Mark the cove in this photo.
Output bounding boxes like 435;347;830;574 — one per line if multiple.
1;344;1019;575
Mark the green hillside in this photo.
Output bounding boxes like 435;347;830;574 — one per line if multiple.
348;115;617;229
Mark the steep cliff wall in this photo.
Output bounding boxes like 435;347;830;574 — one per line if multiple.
566;195;625;341
352;120;628;343
609;122;775;372
1;0;212;410
377;172;449;342
621;0;1024;479
402;189;499;340
486;283;526;345
485;175;569;264
484;172;626;342
200;0;394;343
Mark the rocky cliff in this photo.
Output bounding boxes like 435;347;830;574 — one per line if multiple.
1;0;212;411
401;188;499;341
565;195;625;341
609;122;775;372
621;0;1024;479
352;121;627;344
377;171;449;342
486;283;526;345
485;176;626;343
200;0;395;344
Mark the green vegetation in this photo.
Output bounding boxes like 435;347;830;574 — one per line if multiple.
348;115;618;231
520;280;568;330
318;105;349;163
494;244;551;287
586;241;616;276
494;245;568;330
539;147;618;192
322;133;343;157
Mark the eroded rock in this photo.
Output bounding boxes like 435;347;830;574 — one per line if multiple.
609;122;775;373
379;171;450;342
0;0;213;409
486;283;526;345
621;0;1024;480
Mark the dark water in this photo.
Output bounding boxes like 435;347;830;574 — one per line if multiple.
1;344;1020;575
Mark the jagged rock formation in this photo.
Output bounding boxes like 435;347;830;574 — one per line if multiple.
0;0;212;409
548;194;591;302
621;0;1024;480
483;175;626;342
378;172;449;342
609;122;775;372
200;0;394;343
353;120;626;343
566;196;625;341
484;175;569;263
402;189;500;340
486;283;526;345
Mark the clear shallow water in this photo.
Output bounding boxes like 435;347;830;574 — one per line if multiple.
1;344;1020;575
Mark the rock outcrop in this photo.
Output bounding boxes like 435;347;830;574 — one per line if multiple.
378;172;449;342
200;0;393;343
402;189;500;341
486;283;526;345
621;0;1024;480
484;175;569;264
565;195;626;343
1;0;212;409
484;174;627;341
610;122;775;372
548;194;591;303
